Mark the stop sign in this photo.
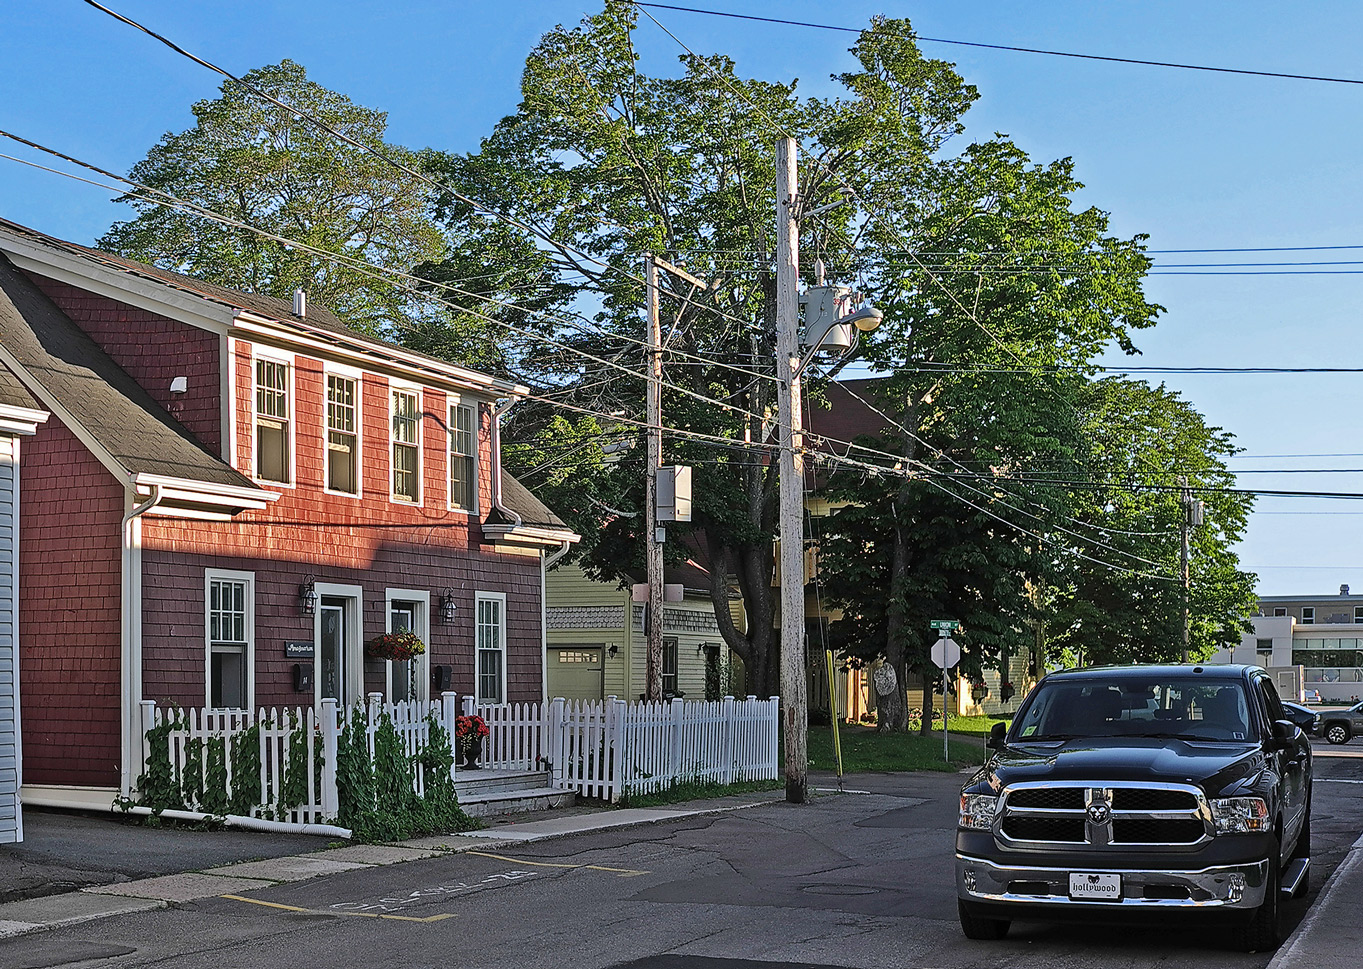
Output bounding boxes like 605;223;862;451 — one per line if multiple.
930;636;960;669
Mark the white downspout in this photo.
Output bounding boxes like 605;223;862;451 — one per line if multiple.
490;399;522;529
120;484;161;798
541;539;573;702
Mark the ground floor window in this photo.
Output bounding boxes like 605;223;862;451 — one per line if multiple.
387;589;430;703
476;592;506;704
206;570;253;710
662;637;679;697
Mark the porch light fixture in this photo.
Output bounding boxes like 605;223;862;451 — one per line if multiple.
299;575;317;616
439;588;458;624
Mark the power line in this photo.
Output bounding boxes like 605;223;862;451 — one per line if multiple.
633;3;1363;86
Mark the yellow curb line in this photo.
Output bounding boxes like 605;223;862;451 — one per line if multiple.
219;894;455;922
463;850;649;876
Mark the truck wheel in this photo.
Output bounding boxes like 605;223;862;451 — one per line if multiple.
1231;852;1281;953
1324;722;1351;745
958;899;1010;940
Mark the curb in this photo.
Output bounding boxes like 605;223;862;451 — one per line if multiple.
1269;830;1363;969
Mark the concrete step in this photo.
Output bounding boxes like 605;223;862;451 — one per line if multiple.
453;769;552;796
457;786;576;818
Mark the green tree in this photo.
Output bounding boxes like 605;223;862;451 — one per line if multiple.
99;60;446;335
424;5;1003;697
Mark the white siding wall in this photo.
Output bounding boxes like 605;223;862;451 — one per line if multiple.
0;437;20;843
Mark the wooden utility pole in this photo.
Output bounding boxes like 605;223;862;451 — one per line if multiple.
1179;474;1190;664
644;254;664;700
775;136;808;804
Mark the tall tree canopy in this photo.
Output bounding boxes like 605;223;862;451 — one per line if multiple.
99;59;446;335
417;4;1251;701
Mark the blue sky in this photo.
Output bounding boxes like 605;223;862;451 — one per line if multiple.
3;1;1361;596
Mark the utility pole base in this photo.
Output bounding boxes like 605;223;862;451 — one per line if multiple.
785;776;807;804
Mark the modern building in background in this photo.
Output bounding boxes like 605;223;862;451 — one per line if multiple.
1209;585;1363;702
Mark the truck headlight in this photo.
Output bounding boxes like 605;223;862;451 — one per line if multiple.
1210;796;1269;834
959;793;998;831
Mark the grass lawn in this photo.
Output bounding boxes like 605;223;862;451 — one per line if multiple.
807;716;1011;773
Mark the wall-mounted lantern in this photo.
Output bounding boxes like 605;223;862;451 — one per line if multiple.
439;587;458;624
299;574;317;616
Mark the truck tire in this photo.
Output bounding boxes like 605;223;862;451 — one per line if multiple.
1231;851;1281;952
1324;722;1351;745
958;899;1010;940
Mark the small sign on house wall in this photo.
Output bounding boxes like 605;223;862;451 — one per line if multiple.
284;641;315;659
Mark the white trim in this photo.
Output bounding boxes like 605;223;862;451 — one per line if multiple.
7;436;23;841
448;400;478;514
204;569;256;712
249;351;296;489
0;403;48;436
474;591;508;705
322;369;362;499
389;385;422;505
313;582;364;708
20;784;120;812
223;335;236;465
384;588;431;704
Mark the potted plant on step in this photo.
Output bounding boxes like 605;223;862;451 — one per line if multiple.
456;714;489;769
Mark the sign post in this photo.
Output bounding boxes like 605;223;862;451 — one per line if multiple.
929;621;961;762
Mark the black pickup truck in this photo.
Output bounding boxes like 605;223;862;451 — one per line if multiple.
956;664;1311;952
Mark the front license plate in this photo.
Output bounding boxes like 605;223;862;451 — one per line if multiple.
1069;872;1122;901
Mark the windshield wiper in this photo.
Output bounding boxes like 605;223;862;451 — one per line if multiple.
1124;731;1225;742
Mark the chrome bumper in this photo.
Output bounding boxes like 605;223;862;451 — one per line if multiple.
956;854;1270;910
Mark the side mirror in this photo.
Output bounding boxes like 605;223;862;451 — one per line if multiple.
986;721;1008;750
1271;719;1300;749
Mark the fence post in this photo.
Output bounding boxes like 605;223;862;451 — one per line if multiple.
667;696;685;788
441;691;459;781
134;699;157;797
320;698;340;819
765;696;779;780
721;695;737;785
546;696;566;788
366;692;383;761
462;694;475;717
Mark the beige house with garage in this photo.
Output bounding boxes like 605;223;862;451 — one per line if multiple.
544;560;742;702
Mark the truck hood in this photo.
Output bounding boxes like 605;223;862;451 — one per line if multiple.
973;737;1266;797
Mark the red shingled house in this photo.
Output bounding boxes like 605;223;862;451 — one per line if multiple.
0;218;576;809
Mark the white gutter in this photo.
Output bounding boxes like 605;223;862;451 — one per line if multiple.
491;399;522;529
119;484;160;799
540;539;574;703
121;805;351;839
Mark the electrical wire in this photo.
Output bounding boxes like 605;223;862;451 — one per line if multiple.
633;3;1363;86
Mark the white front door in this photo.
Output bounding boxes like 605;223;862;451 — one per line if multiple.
318;600;347;705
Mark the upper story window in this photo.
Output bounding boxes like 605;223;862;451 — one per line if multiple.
1353;606;1363;623
1273;607;1288;617
449;402;476;511
254;358;291;483
326;374;359;494
1300;607;1315;625
391;389;420;503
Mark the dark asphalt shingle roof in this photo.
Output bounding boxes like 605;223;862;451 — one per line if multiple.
0;253;259;490
495;470;571;532
0;365;37;413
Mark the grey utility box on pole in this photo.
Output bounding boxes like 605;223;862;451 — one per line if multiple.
656;465;692;522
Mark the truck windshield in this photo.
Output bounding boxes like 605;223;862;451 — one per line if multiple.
1011;678;1256;743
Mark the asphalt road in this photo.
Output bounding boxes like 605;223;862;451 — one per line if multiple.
5;742;1363;969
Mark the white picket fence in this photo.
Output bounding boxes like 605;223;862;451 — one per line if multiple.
135;692;780;828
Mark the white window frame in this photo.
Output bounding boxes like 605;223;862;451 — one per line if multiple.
385;588;430;704
1353;606;1363;623
204;569;254;711
662;637;679;697
448;400;478;513
324;367;363;498
1301;607;1315;625
1273;607;1288;617
313;582;364;709
475;591;507;705
251;349;295;487
390;383;422;504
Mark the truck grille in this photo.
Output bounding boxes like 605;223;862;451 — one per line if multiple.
998;782;1210;848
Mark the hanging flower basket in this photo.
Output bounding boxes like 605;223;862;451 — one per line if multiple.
971;681;989;702
1000;681;1016;703
365;631;427;662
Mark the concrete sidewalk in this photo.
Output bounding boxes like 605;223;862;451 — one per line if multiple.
0;793;779;940
1271;829;1363;969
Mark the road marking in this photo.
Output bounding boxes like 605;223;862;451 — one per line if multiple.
1316;778;1363;784
463;850;649;876
220;894;455;922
